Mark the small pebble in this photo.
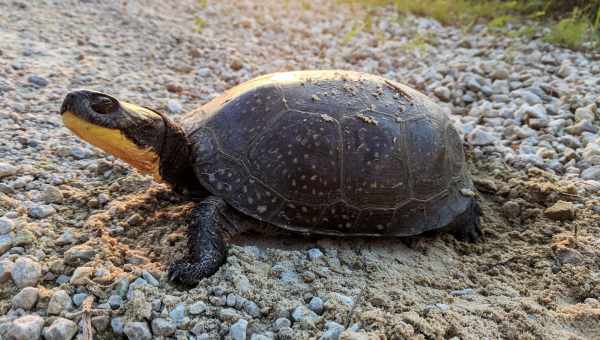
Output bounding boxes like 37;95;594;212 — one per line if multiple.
70;266;94;285
308;296;324;314
0;162;18;178
73;293;88;307
27;75;49;87
189;301;207;315
123;321;152;340
152;318;176;337
229;319;248;340
142;270;159;287
167;99;183;114
307;248;323;261
111;317;125;335
273;317;291;331
0;259;14;283
108;295;123;309
0;217;14;234
450;288;474;296
27;204;56;219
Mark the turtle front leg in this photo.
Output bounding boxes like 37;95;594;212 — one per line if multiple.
168;196;244;286
450;199;483;242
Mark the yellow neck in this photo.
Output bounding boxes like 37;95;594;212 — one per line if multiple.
62;111;162;181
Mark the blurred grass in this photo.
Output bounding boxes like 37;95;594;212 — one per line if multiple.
342;0;600;50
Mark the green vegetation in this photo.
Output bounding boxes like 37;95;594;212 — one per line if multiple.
344;0;600;50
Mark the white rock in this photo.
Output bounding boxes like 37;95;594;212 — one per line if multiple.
0;162;17;178
7;314;44;340
467;127;496;146
123;321;152;340
0;217;14;234
11;257;42;287
70;266;94;285
48;290;73;315
43;317;78;340
12;287;39;310
0;234;13;254
229;319;248;340
167;99;182;114
0;259;14;283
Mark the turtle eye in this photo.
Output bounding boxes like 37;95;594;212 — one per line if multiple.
90;94;119;115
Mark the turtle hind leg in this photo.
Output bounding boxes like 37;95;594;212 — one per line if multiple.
168;196;247;286
449;199;482;243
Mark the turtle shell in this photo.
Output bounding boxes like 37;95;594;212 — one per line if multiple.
181;70;474;236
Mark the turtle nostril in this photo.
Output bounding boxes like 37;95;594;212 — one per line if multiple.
90;95;119;115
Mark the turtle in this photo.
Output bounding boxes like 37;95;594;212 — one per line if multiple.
60;70;481;285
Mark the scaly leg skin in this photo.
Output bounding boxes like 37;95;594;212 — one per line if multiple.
450;199;483;243
168;196;247;286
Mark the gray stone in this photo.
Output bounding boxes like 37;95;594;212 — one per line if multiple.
308;296;324;314
189;301;207;315
167;99;183;114
43;317;77;340
41;185;63;204
575;106;595;122
7;314;44;340
151;318;176;337
123;321;152;340
243;300;260;317
273;317;291;331
113;276;130;297
320;321;344;340
582;166;600;180
72;293;88;307
169;303;186;322
0;259;14;283
0;162;18;178
142;270;159;287
92;315;110;332
108;295;123;309
467;127;496;146
48;290;73;315
64;245;96;265
69;146;91;159
27;75;49;87
565;120;598;135
333;293;353;306
70;266;94;285
435;303;450;311
450;288;474;296
12;287;39;310
307;248;323;261
219;308;239;321
0;217;14;234
227;293;237;307
433;86;451;102
250;335;271;340
27;204;56;219
0;234;13;254
11;256;42;287
229;319;248;340
111;317;125;335
291;305;320;325
56;229;77;246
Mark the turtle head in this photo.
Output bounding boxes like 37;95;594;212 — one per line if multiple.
60;90;169;181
